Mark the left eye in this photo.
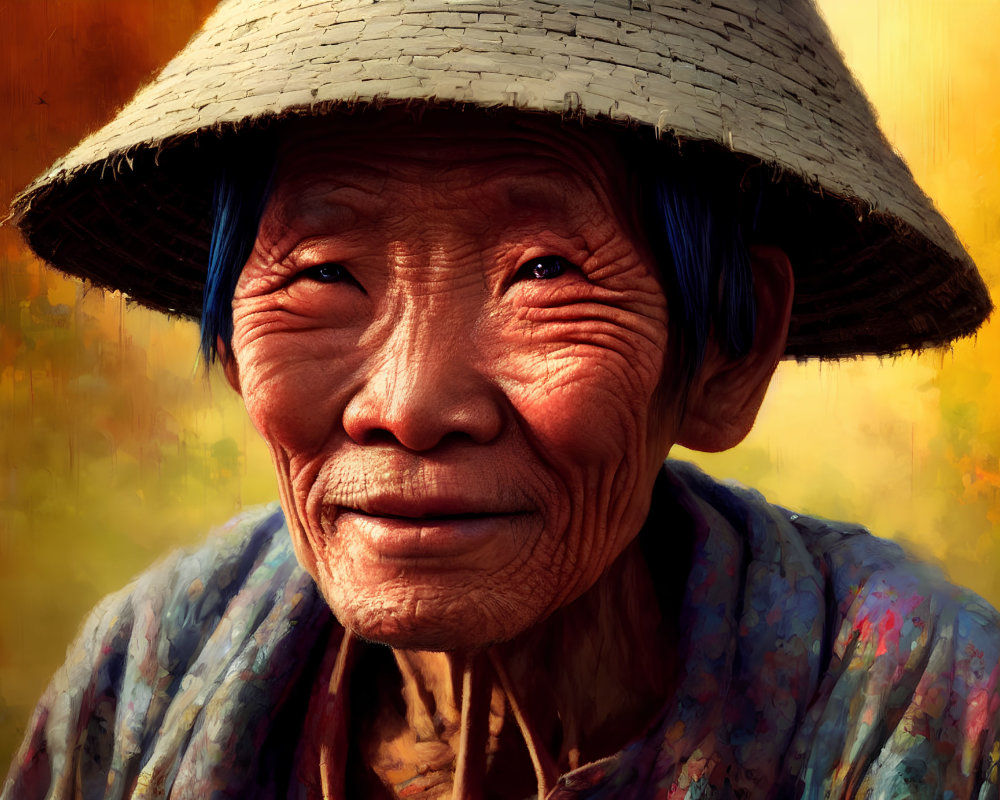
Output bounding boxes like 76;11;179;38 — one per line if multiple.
514;256;573;282
302;263;351;283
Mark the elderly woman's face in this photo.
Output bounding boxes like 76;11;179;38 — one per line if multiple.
228;114;677;650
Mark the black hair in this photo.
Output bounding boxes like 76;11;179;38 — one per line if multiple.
645;152;759;381
200;164;272;363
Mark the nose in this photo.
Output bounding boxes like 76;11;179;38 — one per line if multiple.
342;304;505;452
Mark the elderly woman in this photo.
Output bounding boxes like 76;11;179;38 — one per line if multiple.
4;0;1000;798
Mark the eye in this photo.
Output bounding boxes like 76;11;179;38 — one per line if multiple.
301;263;352;284
296;262;366;293
514;255;574;282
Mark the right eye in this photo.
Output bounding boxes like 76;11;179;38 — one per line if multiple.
514;256;578;288
513;255;574;282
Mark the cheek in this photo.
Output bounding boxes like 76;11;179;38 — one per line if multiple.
493;315;670;472
522;358;656;442
233;327;361;456
231;326;361;579
488;315;672;584
507;357;664;555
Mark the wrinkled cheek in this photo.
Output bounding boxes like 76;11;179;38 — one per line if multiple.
237;352;354;456
233;345;360;578
501;349;664;563
506;353;656;462
243;382;334;533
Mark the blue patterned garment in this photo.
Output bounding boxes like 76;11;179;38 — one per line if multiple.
4;461;1000;799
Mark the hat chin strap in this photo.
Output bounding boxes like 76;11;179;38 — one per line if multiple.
450;651;491;799
485;649;560;798
306;630;560;798
451;649;558;800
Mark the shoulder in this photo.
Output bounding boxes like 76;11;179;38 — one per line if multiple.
665;460;1000;799
3;504;328;800
786;511;1000;798
666;457;999;632
78;502;300;681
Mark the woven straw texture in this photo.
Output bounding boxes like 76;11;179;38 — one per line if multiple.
10;0;992;357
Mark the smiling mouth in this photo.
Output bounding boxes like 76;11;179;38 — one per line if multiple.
335;505;532;560
340;492;532;520
345;508;528;522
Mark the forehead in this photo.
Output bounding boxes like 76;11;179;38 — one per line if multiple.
266;110;635;229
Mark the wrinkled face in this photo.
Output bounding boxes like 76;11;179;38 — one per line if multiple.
229;113;679;651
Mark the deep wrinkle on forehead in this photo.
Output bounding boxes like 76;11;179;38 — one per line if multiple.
263;113;640;252
267;156;621;249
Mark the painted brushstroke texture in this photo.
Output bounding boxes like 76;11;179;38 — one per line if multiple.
5;463;998;797
1;0;999;775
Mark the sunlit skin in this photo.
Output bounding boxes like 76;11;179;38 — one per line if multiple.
225;110;793;652
221;112;794;789
226;113;677;651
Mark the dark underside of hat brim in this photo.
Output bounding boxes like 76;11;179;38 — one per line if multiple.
11;112;993;360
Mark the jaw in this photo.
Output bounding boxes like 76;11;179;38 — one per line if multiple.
318;572;533;652
341;531;680;798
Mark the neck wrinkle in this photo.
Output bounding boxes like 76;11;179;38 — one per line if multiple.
495;532;681;771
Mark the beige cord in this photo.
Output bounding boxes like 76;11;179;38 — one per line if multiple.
319;629;355;800
488;649;560;799
451;652;491;800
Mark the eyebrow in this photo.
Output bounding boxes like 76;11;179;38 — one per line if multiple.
484;166;602;232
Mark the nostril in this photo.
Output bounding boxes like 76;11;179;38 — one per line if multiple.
362;428;403;448
341;357;506;451
352;423;499;452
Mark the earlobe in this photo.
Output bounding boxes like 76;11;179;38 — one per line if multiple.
217;335;242;394
677;245;794;453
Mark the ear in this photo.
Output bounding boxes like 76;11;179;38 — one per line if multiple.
677;245;794;452
217;334;242;395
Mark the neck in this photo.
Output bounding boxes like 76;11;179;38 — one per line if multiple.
364;534;682;798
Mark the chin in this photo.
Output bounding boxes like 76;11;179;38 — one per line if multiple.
351;621;499;652
323;581;533;652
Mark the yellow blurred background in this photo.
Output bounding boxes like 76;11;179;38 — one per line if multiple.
1;0;998;771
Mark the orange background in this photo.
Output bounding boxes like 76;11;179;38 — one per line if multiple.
1;0;999;771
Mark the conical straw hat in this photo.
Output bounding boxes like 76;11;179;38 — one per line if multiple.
9;0;992;358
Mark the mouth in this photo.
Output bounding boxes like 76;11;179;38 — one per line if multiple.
344;494;531;521
335;502;533;560
347;508;525;522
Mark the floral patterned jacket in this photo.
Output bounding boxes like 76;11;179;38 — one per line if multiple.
5;461;1000;799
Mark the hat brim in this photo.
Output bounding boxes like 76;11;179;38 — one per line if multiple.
9;0;993;358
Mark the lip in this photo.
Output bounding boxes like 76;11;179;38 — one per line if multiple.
337;505;531;560
349;493;525;519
